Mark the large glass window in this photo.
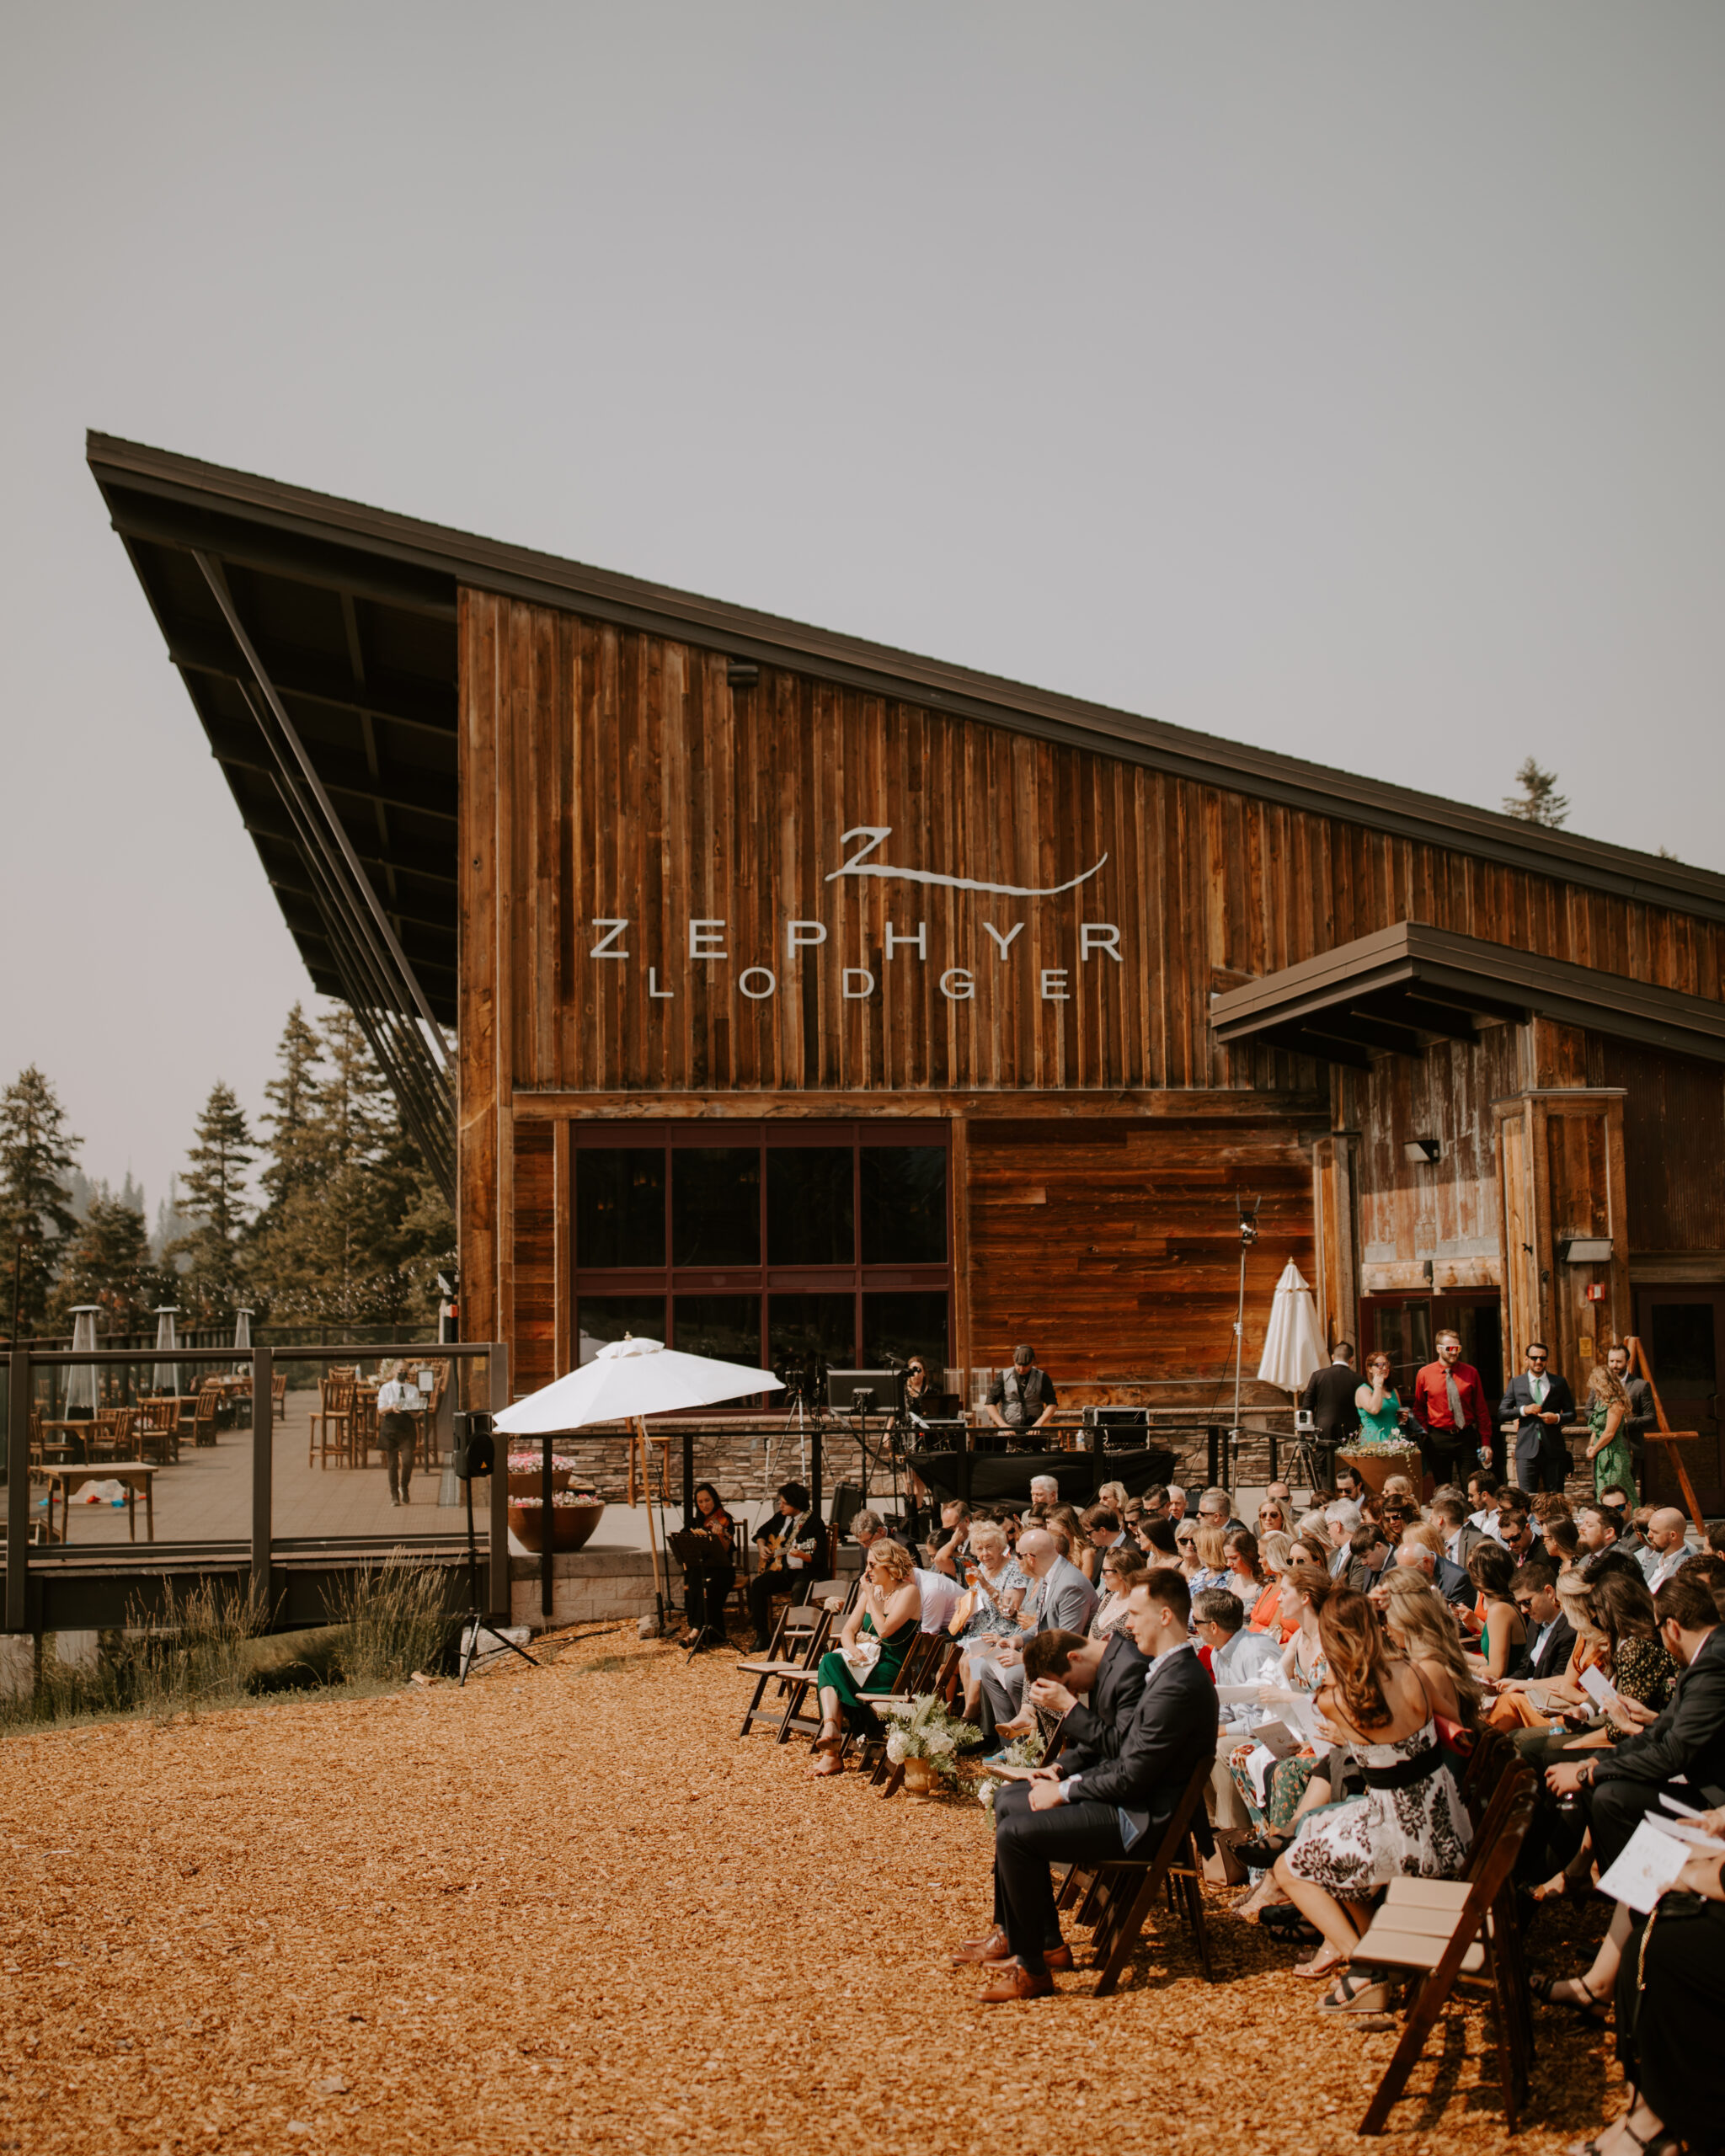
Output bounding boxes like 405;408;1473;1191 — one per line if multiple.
861;1148;948;1264
575;1149;665;1268
578;1295;667;1364
768;1293;857;1376
569;1125;949;1409
767;1148;854;1266
672;1149;761;1267
862;1291;949;1373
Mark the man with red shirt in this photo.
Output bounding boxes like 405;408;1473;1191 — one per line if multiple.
1413;1330;1493;1480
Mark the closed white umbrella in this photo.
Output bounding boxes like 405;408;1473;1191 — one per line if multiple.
153;1305;181;1397
67;1305;102;1416
494;1337;783;1608
1257;1262;1328;1394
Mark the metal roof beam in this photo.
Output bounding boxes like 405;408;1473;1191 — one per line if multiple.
202;715;456;823
162;616;456;738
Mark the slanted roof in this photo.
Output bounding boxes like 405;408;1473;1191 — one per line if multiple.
1210;921;1725;1069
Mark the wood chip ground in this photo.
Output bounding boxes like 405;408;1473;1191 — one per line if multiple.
1;1629;1617;2153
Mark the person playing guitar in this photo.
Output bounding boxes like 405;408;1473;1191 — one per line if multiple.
748;1480;822;1651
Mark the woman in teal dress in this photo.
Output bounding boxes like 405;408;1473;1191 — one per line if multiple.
1354;1351;1409;1444
1585;1365;1637;1506
809;1538;922;1776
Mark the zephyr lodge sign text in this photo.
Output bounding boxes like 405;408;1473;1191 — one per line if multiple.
585;828;1124;1003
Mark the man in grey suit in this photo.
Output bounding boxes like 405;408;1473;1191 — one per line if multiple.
973;1529;1098;1738
1607;1342;1656;1485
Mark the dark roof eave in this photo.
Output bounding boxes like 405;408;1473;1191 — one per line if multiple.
86;431;1725;926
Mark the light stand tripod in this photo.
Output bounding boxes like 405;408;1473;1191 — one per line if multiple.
452;1413;539;1687
1227;1196;1262;1493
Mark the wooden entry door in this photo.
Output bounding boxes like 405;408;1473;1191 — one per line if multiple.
1634;1286;1725;1516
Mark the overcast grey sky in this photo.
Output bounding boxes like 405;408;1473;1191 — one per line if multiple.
3;2;1722;1214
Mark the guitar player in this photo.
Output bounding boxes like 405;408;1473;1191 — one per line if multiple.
748;1481;824;1651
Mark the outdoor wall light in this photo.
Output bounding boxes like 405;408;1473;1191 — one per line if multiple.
727;659;760;688
1403;1138;1442;1163
1557;1236;1614;1265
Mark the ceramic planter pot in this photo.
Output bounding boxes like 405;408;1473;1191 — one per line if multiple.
901;1755;935;1799
1337;1447;1423;1497
507;1466;574;1500
506;1497;606;1552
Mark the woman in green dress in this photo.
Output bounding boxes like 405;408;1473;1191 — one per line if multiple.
1354;1351;1410;1444
809;1537;922;1776
1584;1365;1637;1507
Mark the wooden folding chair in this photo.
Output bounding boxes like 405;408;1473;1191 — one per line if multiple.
853;1631;950;1779
735;1600;834;1741
878;1640;966;1797
1348;1765;1538;2135
1068;1749;1218;1994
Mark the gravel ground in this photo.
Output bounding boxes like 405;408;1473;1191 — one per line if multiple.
2;1628;1620;2154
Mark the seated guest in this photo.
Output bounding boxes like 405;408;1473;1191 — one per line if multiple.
1535;1569;1725;2020
1022;1621;1149;1770
1324;1501;1364;1577
1137;1514;1179;1563
1188;1524;1233;1601
1498;1507;1538;1568
914;1558;960;1635
1195;1586;1284;1688
1226;1560;1338;1875
1197;1485;1248;1536
1544;1515;1582;1571
1251;1532;1297;1637
927;1500;973;1578
1345;1520;1397;1597
677;1482;736;1648
1257;1495;1293;1538
972;1527;1099;1739
953;1571;1216;1999
1274;1588;1473;2004
1395;1533;1477;1619
1431;1492;1484;1568
1223;1527;1267;1608
1027;1472;1060;1518
1507;1560;1577;1682
1080;1503;1129;1585
1378;1570;1483;1730
1469;1541;1527;1683
1166;1485;1188;1523
1138;1483;1171;1523
1174;1519;1203;1579
1588;1564;1680;1715
951;1520;1028;1725
808;1539;921;1776
1048;1504;1089;1569
1466;1469;1505;1541
1097;1479;1130;1516
747;1481;823;1651
1643;1507;1696;1593
1090;1545;1148;1638
1602;1801;1725;2156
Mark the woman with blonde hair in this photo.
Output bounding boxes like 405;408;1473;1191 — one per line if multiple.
1226;1560;1338;1873
1584;1364;1637;1505
1188;1523;1232;1599
1380;1570;1483;1730
809;1538;921;1775
1250;1531;1297;1637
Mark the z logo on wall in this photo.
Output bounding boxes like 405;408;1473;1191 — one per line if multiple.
827;827;1107;899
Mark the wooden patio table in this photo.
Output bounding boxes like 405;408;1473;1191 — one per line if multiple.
39;1464;158;1545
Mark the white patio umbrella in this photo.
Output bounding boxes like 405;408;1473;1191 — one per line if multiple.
494;1337;783;1606
1257;1261;1328;1394
152;1305;181;1397
66;1306;102;1417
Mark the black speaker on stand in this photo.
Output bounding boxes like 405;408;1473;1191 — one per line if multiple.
452;1411;539;1685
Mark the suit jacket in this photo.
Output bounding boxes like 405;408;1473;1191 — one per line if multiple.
1432;1552;1476;1612
1056;1630;1150;1773
1592;1624;1725;1796
1303;1363;1361;1442
1031;1554;1100;1638
1498;1373;1578;1467
1510;1614;1577;1684
1066;1644;1219;1844
1621;1374;1655;1442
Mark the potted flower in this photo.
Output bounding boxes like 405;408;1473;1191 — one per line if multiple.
881;1694;980;1798
977;1729;1046;1815
1336;1433;1424;1496
507;1449;576;1500
506;1486;607;1552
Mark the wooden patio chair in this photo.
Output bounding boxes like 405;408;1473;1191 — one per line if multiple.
349;1382;379;1470
1063;1748;1219;1994
190;1386;219;1450
308;1374;355;1470
138;1399;178;1465
90;1407;138;1463
270;1371;287;1413
1346;1764;1538;2135
736;1599;835;1740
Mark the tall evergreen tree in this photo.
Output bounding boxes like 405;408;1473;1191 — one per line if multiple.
256;1003;323;1225
168;1081;254;1319
0;1066;82;1337
51;1189;166;1334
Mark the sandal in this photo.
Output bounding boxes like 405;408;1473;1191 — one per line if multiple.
1567;2113;1677;2156
1318;1973;1391;2014
1293;1948;1348;1981
1533;1972;1610;2024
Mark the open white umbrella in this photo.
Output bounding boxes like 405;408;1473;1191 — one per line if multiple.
1257;1261;1328;1394
494;1337;783;1606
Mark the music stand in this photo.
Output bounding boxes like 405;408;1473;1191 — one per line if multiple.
669;1527;734;1659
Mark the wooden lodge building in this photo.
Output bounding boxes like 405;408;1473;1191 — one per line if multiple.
91;434;1725;1509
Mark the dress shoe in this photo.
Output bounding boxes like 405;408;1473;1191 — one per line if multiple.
977;1958;1055;2004
951;1928;1071;1969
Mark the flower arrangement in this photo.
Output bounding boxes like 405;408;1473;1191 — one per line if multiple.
509;1489;601;1508
507;1451;583;1475
1341;1433;1422;1458
880;1694;980;1789
977;1727;1045;1813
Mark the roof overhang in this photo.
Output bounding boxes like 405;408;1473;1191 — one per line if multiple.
1210;921;1725;1070
88;431;1725;936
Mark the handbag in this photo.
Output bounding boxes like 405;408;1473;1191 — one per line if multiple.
948;1588;977;1637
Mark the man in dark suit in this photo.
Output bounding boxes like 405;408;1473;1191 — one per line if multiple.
1301;1343;1360;1490
1505;1561;1576;1683
1546;1569;1725;1871
1498;1342;1576;1496
1021;1625;1149;1773
954;1570;1217;2002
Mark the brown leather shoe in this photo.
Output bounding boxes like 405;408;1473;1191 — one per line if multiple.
952;1928;1072;1970
977;1958;1055;2004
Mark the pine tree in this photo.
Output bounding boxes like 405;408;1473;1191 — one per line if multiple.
168;1081;254;1319
51;1190;165;1333
0;1066;82;1337
1502;758;1569;828
256;1004;324;1225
